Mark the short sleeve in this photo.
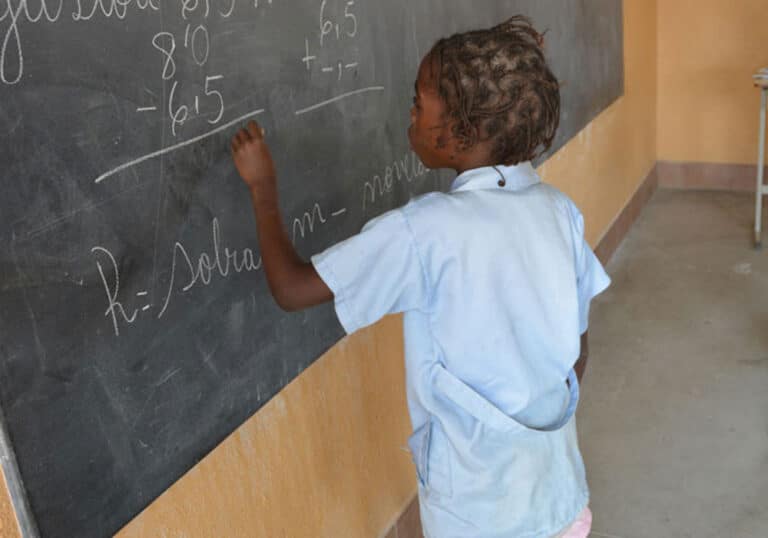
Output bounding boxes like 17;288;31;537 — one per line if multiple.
567;201;611;334
310;208;429;335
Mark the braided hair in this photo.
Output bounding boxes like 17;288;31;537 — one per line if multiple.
429;16;561;165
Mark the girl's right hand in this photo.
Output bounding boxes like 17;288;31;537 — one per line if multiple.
231;120;277;201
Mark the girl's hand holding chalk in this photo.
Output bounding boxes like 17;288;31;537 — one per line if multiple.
231;120;277;203
229;120;333;311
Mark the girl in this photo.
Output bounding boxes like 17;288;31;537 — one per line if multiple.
231;16;609;538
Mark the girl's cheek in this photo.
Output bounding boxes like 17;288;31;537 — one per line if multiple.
408;126;426;153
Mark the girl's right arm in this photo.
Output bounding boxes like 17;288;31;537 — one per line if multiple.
231;121;333;311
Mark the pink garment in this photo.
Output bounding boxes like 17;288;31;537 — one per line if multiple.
555;506;592;538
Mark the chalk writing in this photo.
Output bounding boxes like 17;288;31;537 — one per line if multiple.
93;108;265;184
94;200;349;335
0;0;270;86
71;0;159;22
1;0;164;85
291;202;347;242
92;218;261;336
7;1;425;339
362;151;428;211
92;245;138;337
292;203;327;242
157;218;262;318
302;0;360;83
149;21;226;135
294;86;384;116
1;0;64;85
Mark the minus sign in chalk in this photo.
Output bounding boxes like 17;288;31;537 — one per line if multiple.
142;305;152;311
136;106;158;112
331;208;347;217
136;291;149;297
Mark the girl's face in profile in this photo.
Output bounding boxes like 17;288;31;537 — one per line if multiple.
408;53;455;170
408;52;494;173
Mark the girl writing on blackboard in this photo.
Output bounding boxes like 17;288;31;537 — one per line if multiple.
231;16;608;538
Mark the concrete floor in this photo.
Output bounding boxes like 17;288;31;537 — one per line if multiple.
580;189;768;538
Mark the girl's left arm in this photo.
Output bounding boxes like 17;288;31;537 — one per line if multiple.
574;332;589;383
231;121;333;311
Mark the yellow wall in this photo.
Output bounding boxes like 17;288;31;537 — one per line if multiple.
657;0;768;164
0;2;658;537
1;469;20;538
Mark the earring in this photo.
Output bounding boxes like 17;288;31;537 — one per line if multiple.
493;166;506;187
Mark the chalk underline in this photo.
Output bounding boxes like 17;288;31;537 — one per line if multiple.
93;109;265;184
93;86;386;185
294;86;385;115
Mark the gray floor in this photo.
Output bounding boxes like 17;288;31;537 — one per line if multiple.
580;189;768;538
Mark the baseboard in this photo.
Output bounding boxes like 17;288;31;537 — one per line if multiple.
594;164;659;265
657;160;765;192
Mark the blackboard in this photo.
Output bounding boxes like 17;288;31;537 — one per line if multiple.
0;1;623;536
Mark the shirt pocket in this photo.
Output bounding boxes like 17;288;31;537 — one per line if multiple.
407;417;453;498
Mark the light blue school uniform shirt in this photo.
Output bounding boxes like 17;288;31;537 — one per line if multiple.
311;162;611;538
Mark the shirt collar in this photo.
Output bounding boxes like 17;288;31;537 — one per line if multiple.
449;161;541;193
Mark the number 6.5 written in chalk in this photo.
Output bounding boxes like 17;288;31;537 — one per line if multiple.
169;74;225;136
320;0;358;46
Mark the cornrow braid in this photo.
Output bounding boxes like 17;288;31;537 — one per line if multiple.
430;15;561;165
